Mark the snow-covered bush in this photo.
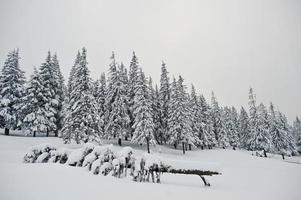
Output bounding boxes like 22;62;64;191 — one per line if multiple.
24;143;56;163
66;143;95;166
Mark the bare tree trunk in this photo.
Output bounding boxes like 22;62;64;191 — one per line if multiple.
33;131;36;137
4;128;9;135
118;138;122;146
54;130;58;137
282;154;285;160
189;144;192;151
146;137;150;154
263;149;267;157
46;128;49;137
182;142;185;154
174;143;177;149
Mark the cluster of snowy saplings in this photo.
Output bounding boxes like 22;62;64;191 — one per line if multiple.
23;143;220;186
24;143;165;183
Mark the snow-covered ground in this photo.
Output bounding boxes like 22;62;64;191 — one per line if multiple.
0;134;301;200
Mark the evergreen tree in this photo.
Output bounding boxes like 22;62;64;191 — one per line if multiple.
96;73;107;136
22;68;48;137
293;117;301;153
210;92;223;145
159;61;170;144
223;107;238;150
38;51;57;136
199;95;216;149
189;85;202;147
128;52;139;135
0;49;26;135
105;57;130;145
238;106;249;148
61;48;101;144
246;88;260;150
219;108;230;149
131;69;156;153
51;54;65;136
167;76;194;154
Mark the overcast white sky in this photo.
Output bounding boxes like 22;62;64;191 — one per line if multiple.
0;0;300;121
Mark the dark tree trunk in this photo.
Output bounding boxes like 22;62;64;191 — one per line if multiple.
233;146;236;150
46;128;49;137
146;137;150;154
282;154;285;160
54;130;58;137
174;143;177;149
182;142;185;154
118;138;122;146
201;145;204;150
4;128;9;135
263;150;267;157
33;131;36;137
125;136;128;141
189;144;192;151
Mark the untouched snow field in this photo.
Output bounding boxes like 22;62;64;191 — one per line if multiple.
0;134;301;200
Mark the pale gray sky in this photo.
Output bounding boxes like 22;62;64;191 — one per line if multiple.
0;0;300;121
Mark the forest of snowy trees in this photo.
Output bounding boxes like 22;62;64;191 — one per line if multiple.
0;48;301;157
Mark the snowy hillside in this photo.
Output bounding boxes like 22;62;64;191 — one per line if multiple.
0;134;300;200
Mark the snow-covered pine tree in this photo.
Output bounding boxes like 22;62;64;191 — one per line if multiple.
238;106;249;148
167;76;194;154
293;117;301;153
96;73;107;136
0;49;26;135
66;51;81;100
268;103;297;157
22;68;48;137
199;95;216;149
218;107;230;149
253;103;272;155
128;52;139;136
131;69;156;153
223;106;238;150
61;48;101;144
210;92;225;146
159;61;170;144
153;84;161;144
51;54;65;136
105;59;130;145
189;85;202;147
38;51;57;136
277;111;298;156
246;88;260;150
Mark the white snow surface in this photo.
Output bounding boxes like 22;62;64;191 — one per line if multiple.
0;134;301;200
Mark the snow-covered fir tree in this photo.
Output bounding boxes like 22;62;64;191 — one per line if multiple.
51;54;65;136
238;106;249;148
223;106;238;150
61;48;101;144
105;54;130;145
0;49;26;135
218;108;230;149
167;76;194;154
293;117;301;153
128;52;139;135
199;95;216;149
148;78;161;144
95;73;107;136
210;92;227;148
189;85;202;147
159;61;170;144
131;69;156;153
246;88;260;150
22;68;48;137
254;103;272;155
38;51;57;136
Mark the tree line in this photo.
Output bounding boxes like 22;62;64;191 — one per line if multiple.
0;48;300;156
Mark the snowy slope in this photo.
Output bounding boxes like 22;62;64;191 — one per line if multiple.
0;134;300;200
